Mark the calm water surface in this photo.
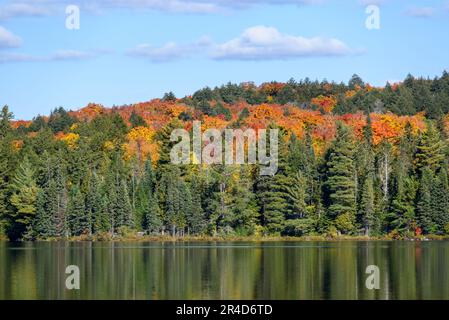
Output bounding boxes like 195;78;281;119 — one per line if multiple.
1;241;449;300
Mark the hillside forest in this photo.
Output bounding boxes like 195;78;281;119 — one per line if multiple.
2;72;449;240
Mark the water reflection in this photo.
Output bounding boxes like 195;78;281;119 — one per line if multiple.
1;241;449;300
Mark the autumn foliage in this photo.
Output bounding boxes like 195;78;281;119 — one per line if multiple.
12;98;430;158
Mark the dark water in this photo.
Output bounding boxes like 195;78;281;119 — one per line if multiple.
1;241;449;300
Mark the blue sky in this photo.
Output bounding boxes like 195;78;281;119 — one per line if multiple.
0;0;449;119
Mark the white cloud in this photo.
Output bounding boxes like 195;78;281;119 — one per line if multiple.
128;26;355;62
0;26;22;48
127;37;212;62
404;6;435;18
127;42;187;62
211;26;353;60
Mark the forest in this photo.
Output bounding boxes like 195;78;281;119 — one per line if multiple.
1;71;449;241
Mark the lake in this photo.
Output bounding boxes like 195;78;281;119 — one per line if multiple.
1;241;449;300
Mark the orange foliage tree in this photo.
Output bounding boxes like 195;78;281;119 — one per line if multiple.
311;95;337;113
124;126;159;165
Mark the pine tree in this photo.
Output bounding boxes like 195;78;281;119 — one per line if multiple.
285;171;307;219
230;167;259;235
48;157;68;237
387;163;417;234
430;169;449;233
34;188;56;239
0;106;14;238
0;105;13;139
0;147;10;237
106;153;133;233
135;160;156;230
357;115;378;235
9;157;38;239
129;111;146;128
256;128;290;235
162;169;187;236
416;167;435;233
116;179;134;228
288;129;319;207
67;185;87;236
323;123;356;234
86;173;108;234
145;192;163;234
359;173;376;235
415;122;445;173
185;176;205;235
206;166;234;235
156;120;184;169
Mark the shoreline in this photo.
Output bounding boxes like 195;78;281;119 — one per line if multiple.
2;234;449;242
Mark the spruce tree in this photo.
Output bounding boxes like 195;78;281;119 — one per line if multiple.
230;167;259;235
357;115;377;235
67;185;87;236
415;122;445;173
135;160;156;230
9;157;38;239
86;173;108;234
431;169;449;233
0;149;9;237
116;179;134;228
34;188;56;238
323;123;356;234
387;164;417;234
416;167;435;233
0;105;13;139
359;173;376;235
185;176;205;235
145;192;163;234
256;128;290;235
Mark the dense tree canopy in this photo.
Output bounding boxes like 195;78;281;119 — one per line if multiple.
2;71;449;240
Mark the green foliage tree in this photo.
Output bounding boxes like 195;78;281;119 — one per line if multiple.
9;158;38;239
323;123;356;234
67;185;88;236
129;111;146;128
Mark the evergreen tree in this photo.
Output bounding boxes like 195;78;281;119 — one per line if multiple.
323;123;356;234
430;169;449;233
129;111;146;128
0;145;10;237
0;105;13;139
0;106;14;237
162;91;177;102
415;122;445;173
230;167;259;235
4;73;449;241
357;115;378;235
158;168;187;236
285;171;307;219
416;167;435;233
9;157;38;239
256;128;290;235
86;173;109;234
185;176;205;235
67;185;87;236
145;192;163;234
116;179;134;228
34;188;56;239
206;166;234;235
359;173;376;235
387;163;417;234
